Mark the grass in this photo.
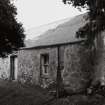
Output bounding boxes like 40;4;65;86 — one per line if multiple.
0;79;105;105
0;79;53;105
48;94;105;105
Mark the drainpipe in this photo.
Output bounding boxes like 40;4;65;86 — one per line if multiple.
56;46;62;98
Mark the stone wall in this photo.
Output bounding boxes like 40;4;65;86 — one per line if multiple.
62;44;92;92
0;57;10;79
18;43;92;92
18;47;58;86
0;55;18;80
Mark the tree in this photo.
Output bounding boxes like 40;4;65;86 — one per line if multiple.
0;0;25;57
54;0;105;98
63;0;105;47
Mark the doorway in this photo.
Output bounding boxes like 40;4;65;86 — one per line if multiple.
10;55;17;80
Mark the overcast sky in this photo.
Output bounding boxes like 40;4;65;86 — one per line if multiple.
15;0;86;31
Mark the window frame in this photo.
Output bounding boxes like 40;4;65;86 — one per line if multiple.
40;53;49;75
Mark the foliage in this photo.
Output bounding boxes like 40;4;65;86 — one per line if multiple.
0;0;25;57
63;0;105;47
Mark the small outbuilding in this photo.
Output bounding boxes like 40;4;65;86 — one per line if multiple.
18;14;95;92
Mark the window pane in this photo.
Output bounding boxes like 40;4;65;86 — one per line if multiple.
41;54;49;74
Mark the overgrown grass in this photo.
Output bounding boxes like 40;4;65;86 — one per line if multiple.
0;79;53;105
0;79;105;105
48;94;105;105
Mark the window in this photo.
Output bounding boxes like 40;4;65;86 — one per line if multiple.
41;54;49;75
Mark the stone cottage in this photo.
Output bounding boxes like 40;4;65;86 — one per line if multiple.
17;13;97;92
